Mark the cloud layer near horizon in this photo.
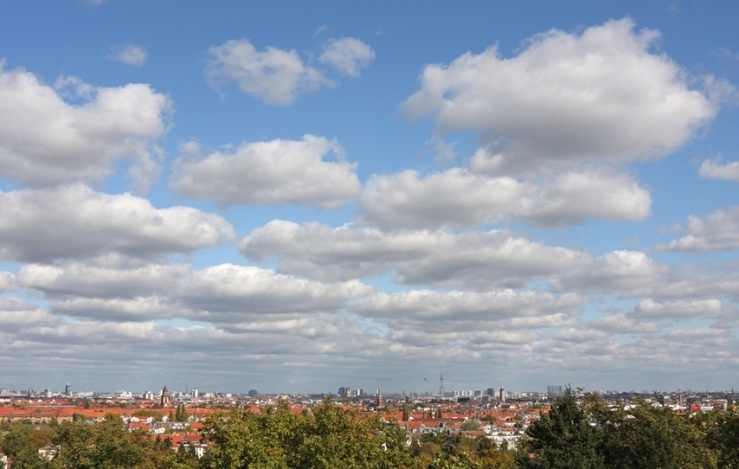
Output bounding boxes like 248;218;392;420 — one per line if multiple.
0;14;737;394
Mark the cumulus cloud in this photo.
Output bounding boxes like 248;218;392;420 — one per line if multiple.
206;39;329;105
0;63;170;190
176;264;371;321
402;18;715;173
319;37;375;77
699;156;739;182
632;298;723;320
19;262;190;299
110;44;147;66
355;289;583;323
0;299;60;331
657;207;739;252
171;135;360;209
359;169;530;230
0;185;235;263
589;313;658;334
554;250;672;297
517;168;652;227
0;271;17;293
358;167;651;230
51;296;175;322
241;220;590;288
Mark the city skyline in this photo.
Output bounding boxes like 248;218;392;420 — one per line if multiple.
1;1;738;394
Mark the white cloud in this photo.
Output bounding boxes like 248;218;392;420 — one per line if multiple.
171;135;360;208
699;156;739;182
319;37;375;77
664;328;729;341
111;44;147;66
589;313;658;334
554;250;671;297
517;168;652;227
241;220;590;288
206;39;330;105
19;262;189;299
632;298;723;320
355;289;583;323
402;18;715;173
0;299;59;331
0;63;170;190
0;271;17;293
51;296;175;322
358;166;651;230
175;264;372;322
0;185;235;263
359;168;530;230
657;207;739;252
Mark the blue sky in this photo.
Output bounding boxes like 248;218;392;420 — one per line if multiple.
1;0;738;396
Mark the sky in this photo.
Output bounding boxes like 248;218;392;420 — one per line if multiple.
1;0;738;396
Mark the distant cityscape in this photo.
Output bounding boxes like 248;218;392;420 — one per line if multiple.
2;381;738;405
2;379;737;465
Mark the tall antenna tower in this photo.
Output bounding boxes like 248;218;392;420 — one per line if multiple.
439;373;445;397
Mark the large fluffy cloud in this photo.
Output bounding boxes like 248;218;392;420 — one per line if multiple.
516;168;651;226
18;262;190;299
402;18;715;172
171;136;360;208
241;220;590;288
359;169;529;229
632;298;723;320
358;167;651;230
176;264;371;321
0;185;235;263
0;63;170;190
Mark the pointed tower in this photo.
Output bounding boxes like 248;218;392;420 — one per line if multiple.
161;385;170;408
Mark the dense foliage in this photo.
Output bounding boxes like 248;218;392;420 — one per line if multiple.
2;394;739;468
517;388;739;469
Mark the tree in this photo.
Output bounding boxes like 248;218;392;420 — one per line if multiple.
175;403;189;423
201;400;417;469
461;419;482;431
52;413;151;469
699;404;739;467
516;387;605;468
1;422;50;469
600;401;716;469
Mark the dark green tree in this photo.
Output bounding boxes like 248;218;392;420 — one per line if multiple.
699;405;739;467
1;422;50;469
516;387;605;468
175;403;189;423
600;401;716;469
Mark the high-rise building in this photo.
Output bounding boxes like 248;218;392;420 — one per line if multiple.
65;383;71;396
499;387;507;403
547;385;563;398
248;389;258;398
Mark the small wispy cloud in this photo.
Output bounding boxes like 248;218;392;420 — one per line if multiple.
110;44;147;66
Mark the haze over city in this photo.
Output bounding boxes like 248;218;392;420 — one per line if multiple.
0;0;738;395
